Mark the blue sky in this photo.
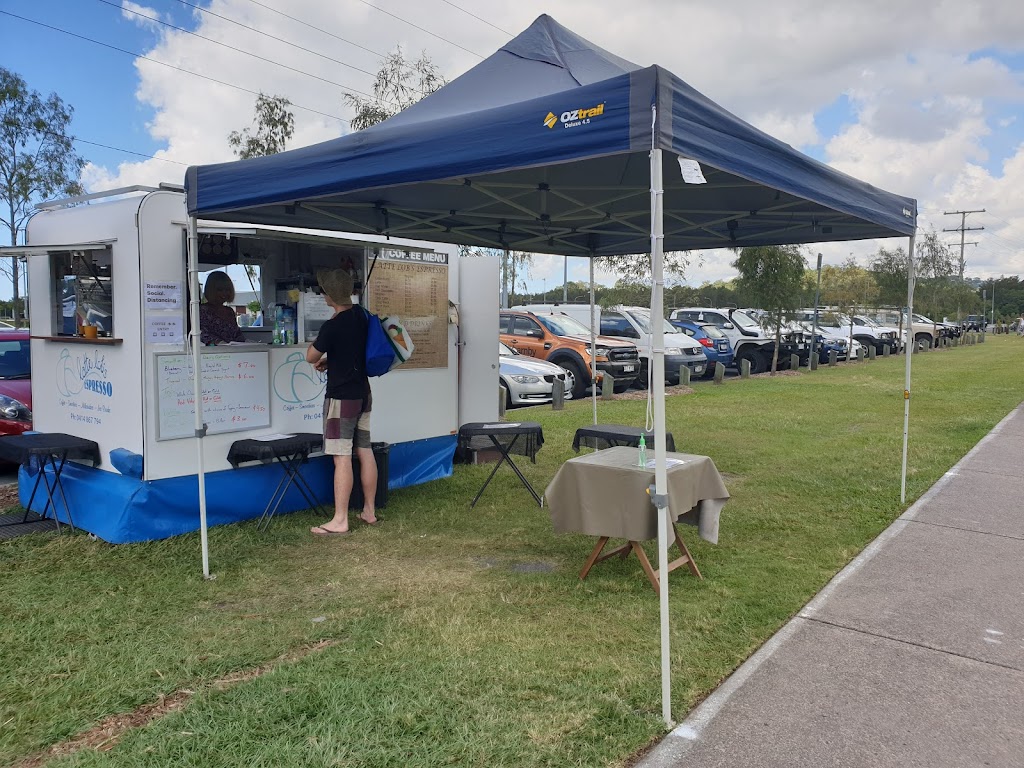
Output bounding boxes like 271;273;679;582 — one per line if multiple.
3;0;1024;299
4;2;168;171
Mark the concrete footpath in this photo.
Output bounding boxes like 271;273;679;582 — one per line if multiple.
638;404;1024;768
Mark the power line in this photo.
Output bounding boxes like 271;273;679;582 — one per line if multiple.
73;137;188;166
102;0;381;101
226;0;439;83
436;0;513;36
0;11;349;124
350;0;485;58
167;0;385;81
981;229;1024;252
235;0;391;61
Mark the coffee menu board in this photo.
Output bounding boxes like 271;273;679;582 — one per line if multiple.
367;250;448;369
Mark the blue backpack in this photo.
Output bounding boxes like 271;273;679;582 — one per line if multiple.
363;308;397;377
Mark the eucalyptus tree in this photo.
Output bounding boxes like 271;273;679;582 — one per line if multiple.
343;47;445;131
732;245;807;374
0;67;85;325
227;93;295;159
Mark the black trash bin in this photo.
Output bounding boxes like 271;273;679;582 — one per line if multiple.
349;441;390;509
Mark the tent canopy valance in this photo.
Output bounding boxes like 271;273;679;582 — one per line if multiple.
186;15;916;257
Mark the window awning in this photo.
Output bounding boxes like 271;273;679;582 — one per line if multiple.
0;240;116;257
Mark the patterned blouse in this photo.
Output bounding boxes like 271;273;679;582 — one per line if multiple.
199;303;245;345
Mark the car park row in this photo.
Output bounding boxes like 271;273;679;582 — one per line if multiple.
496;304;989;406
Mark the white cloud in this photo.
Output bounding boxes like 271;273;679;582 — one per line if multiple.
747;112;821;149
121;1;168;30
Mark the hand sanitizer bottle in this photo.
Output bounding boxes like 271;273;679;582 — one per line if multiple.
638;434;647;468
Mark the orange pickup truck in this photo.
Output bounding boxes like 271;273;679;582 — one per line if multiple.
499;310;640;399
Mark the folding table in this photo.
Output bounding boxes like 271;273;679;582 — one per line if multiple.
545;446;729;594
457;421;544;507
227;433;327;530
0;433;102;533
572;423;676;453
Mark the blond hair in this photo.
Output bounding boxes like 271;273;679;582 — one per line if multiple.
317;268;353;305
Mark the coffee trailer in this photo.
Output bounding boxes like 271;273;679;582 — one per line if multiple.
8;186;498;543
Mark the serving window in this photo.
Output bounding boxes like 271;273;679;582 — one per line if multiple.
49;247;114;336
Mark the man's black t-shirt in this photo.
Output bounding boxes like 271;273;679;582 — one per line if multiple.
313;306;369;400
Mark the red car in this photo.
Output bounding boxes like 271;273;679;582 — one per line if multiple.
0;330;32;437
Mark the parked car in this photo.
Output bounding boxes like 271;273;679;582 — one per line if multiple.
670;307;810;373
498;342;573;408
667;319;734;376
739;309;814;367
513;303;706;385
905;313;945;349
0;330;32;439
850;315;902;354
794;310;898;356
597;306;707;384
499;310;640;398
964;314;986;331
669;307;775;373
803;326;852;363
799;320;864;361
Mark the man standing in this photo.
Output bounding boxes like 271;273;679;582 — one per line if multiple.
305;269;378;535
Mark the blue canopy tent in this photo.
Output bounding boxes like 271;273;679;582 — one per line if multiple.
185;14;918;726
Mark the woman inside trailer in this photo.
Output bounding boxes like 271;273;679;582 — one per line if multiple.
199;271;245;345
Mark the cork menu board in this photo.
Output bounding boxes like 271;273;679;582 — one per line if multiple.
367;251;448;369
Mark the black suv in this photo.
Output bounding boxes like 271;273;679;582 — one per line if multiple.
964;314;986;331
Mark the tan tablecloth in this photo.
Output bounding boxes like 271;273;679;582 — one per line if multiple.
544;446;730;543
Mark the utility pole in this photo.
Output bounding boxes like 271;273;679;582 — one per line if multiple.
943;208;985;281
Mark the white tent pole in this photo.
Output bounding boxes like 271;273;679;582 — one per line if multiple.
900;232;917;505
589;258;597;425
650;115;672;729
501;248;509;309
188;217;211;579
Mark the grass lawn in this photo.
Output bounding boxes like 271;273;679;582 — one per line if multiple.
1;336;1021;767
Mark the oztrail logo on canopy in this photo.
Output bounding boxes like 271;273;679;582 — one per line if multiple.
544;103;605;130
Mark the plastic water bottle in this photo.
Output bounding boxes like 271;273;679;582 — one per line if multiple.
638;434;647;468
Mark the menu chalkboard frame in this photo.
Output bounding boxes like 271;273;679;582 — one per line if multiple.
154;350;271;441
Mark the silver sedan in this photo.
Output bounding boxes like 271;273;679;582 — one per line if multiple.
499;343;574;407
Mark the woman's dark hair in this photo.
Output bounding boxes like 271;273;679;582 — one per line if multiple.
203;271;235;304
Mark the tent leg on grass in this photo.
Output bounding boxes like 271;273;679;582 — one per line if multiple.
188;216;211;579
590;259;597;425
650;126;672;729
900;232;917;505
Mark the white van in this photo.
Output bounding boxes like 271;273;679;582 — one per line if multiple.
514;303;707;384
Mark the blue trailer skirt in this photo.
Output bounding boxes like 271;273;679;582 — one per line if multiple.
17;434;455;544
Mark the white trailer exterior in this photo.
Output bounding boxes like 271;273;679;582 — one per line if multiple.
14;188;498;542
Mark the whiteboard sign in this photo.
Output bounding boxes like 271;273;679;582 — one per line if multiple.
156;351;270;440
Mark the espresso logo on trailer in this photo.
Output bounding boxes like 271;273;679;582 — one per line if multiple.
56;348;113;398
543;103;605;130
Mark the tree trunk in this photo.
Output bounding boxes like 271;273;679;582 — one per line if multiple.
771;308;781;374
509;258;517;307
8;209;19;327
12;258;19;328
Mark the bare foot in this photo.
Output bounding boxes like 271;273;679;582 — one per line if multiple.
358;511;378;526
311;522;349;535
